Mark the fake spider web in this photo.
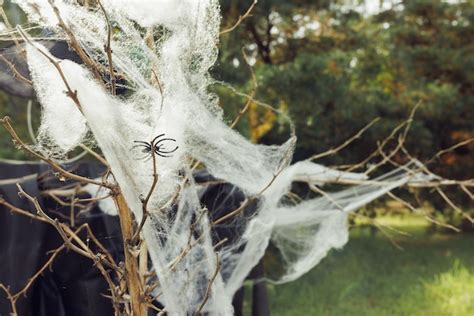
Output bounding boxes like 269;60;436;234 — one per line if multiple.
14;0;427;314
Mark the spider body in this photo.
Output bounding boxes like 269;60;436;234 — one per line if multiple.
133;134;178;160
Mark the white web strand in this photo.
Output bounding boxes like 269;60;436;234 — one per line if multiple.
17;0;430;314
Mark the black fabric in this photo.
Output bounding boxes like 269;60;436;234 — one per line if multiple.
0;162;269;315
0;36;268;315
194;171;269;315
0;175;49;316
0;161;119;316
0;160;41;180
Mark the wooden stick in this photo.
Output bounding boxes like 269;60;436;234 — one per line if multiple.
114;192;147;316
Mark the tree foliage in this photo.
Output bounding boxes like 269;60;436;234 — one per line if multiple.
216;0;473;175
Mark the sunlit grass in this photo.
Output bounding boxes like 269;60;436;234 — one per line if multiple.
424;260;474;315
265;215;474;315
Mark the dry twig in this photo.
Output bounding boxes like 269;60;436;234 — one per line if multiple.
195;253;221;316
220;0;258;35
1;116;109;188
97;0;117;95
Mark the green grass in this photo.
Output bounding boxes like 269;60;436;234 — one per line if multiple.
265;216;474;316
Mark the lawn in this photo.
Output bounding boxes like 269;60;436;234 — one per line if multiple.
265;216;474;316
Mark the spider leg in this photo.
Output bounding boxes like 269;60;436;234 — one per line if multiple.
132;141;152;153
155;137;177;146
132;145;150;152
156;145;179;154
156;152;173;158
132;143;151;151
151;134;166;145
133;135;178;159
134;140;151;145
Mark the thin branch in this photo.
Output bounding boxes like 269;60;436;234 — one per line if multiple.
230;48;258;129
47;0;103;81
1;116;111;188
436;187;474;224
308;181;409;247
427;138;474;165
218;81;295;136
16;184;119;271
387;191;461;233
213;140;294;225
97;0;116;95
151;69;165;113
26;100;38;145
0;284;17;316
195;253;221;316
168;209;209;272
0;5;22;49
364;102;420;175
15;241;67;300
461;185;474;200
311;117;380;161
339;102;421;173
7;184;123;312
220;0;258;35
0;53;32;85
79;144;110;168
0;197;49;224
47;190;88;209
131;141;159;244
17;26;83;112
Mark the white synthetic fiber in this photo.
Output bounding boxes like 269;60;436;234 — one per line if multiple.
19;1;425;314
102;0;195;29
13;0;62;26
26;45;88;155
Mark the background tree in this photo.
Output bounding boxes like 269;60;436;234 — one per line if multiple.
1;0;472;226
214;0;473;228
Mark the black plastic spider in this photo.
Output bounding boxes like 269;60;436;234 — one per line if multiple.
132;134;179;160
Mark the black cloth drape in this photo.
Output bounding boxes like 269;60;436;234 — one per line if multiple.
0;161;269;316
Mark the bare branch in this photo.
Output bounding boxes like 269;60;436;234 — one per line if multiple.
132;139;159;244
436;187;474;224
97;0;117;95
427;138;474;165
0;5;22;49
311;117;380;161
79;144;111;168
213;139;294;225
220;0;258;35
195;253;221;316
364;102;421;175
47;0;103;81
0;283;17;316
151;69;165;114
230;48;258;129
338;102;421;173
0;53;32;85
1;116;111;188
17;26;83;112
461;185;474;200
387;191;461;233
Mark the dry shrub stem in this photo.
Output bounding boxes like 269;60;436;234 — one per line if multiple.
220;0;258;35
97;0;117;95
0;2;472;315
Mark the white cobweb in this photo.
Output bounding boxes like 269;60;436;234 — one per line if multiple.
15;0;427;314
